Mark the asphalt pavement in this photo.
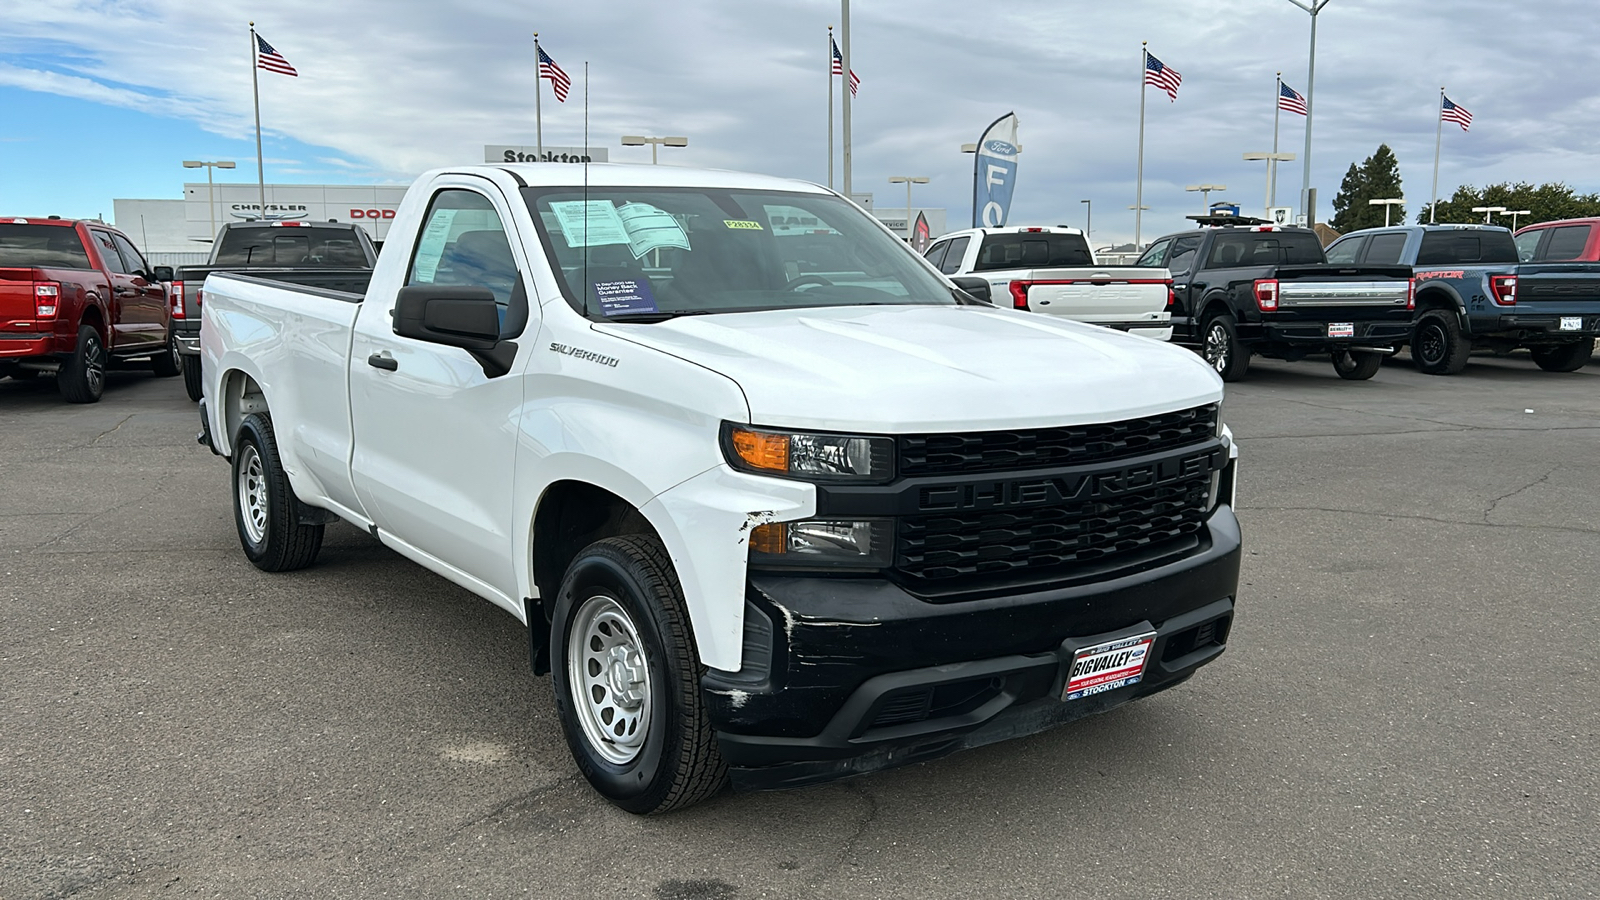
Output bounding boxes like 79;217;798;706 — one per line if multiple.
2;352;1597;900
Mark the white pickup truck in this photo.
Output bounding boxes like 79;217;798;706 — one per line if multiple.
925;226;1174;339
198;164;1240;814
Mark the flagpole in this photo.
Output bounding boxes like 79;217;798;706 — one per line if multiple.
250;22;266;217
1270;73;1282;212
1134;42;1147;249
827;26;835;190
534;33;543;159
1430;87;1444;224
840;0;852;200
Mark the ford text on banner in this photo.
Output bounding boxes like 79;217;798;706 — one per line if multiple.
971;113;1020;228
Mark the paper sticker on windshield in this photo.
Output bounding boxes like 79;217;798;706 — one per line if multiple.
549;200;630;248
592;278;659;316
618;203;691;258
723;219;764;231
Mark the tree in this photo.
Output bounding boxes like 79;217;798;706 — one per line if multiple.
1330;144;1405;231
1419;182;1600;226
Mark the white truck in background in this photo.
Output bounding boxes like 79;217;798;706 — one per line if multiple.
197;164;1240;814
926;226;1174;340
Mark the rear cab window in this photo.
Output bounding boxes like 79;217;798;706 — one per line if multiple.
973;232;1092;271
0;224;92;269
1416;231;1517;265
214;226;374;267
1204;231;1324;268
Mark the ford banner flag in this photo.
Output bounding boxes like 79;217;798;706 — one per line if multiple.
971;112;1020;228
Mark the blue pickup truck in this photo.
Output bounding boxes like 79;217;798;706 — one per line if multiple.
1325;224;1600;373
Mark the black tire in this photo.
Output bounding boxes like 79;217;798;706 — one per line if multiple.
1331;348;1384;380
182;355;203;402
1411;310;1470;375
550;535;727;814
57;324;106;403
1529;340;1594;372
1201;313;1250;382
231;413;324;572
151;330;181;377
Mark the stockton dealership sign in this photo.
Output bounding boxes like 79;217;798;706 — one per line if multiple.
485;145;609;164
184;183;409;242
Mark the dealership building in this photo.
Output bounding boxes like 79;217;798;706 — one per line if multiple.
113;145;944;263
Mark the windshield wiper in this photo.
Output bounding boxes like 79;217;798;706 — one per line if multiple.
597;309;721;323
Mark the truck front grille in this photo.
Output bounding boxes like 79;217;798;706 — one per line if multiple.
896;404;1217;477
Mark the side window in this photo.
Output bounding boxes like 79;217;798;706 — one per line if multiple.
1541;225;1590;261
91;231;128;274
1167;236;1202;272
407;189;519;308
939;236;970;274
1363;233;1409;265
923;240;949;270
1324;237;1365;265
110;234;149;276
1135;238;1171;267
1514;229;1542;263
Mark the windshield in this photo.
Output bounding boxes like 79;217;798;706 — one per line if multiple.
213;227;371;267
0;224;92;269
521;187;958;319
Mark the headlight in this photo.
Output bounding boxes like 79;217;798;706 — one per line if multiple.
722;423;894;483
749;519;894;570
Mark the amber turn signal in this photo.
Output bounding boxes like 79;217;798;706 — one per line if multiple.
730;428;789;472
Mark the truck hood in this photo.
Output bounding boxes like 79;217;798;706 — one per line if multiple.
595;305;1223;432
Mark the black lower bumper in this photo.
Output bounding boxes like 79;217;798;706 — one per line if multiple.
706;506;1242;791
1256;319;1412;349
1487;313;1600;343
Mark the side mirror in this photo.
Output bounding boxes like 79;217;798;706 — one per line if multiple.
394;285;501;350
950;276;992;304
153;265;175;283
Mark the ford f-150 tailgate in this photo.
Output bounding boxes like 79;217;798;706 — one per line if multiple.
0;267;44;331
1010;267;1173;334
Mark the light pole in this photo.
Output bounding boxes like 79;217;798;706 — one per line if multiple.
1185;184;1227;215
1368;197;1405;227
1284;0;1332;223
1080;199;1092;242
620;135;688;165
1128;204;1150;248
888;176;929;239
1506;209;1532;230
1471;205;1508;224
1243;152;1296;219
183;159;237;241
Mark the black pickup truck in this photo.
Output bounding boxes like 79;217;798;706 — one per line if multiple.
1136;225;1413;382
172;221;377;399
1325;224;1600;373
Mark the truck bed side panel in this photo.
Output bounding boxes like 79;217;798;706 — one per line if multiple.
202;273;365;518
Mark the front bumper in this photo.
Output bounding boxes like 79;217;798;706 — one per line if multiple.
706;505;1242;790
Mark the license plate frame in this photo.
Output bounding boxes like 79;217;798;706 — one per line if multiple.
1560;316;1582;332
1328;322;1355;338
1063;632;1156;701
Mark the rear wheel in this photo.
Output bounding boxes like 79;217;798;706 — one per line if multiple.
550;535;727;814
1331;348;1384;380
231;413;325;571
1202;313;1250;382
57;325;106;403
1530;340;1594;372
182;355;203;402
1411;310;1470;375
151;330;181;377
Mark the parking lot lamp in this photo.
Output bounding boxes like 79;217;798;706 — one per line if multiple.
1244;152;1296;219
183;160;237;241
1185;184;1226;215
620;135;689;165
888;176;929;239
1284;0;1332;223
1081;199;1091;241
1368;197;1405;227
1471;205;1507;224
1507;209;1532;230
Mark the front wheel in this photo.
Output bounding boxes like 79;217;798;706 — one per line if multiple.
1331;348;1385;380
232;413;324;571
1530;340;1594;372
550;535;727;814
1202;313;1250;382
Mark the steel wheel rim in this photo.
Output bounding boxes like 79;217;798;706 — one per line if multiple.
238;445;268;545
1417;322;1445;365
1205;323;1229;374
84;336;105;394
567;594;652;765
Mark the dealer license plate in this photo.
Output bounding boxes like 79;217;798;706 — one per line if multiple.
1328;322;1355;338
1063;632;1156;701
1560;316;1582;332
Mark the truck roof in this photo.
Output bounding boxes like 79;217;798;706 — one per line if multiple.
937;226;1086;237
460;163;832;194
3;217;109;228
1342;223;1511;235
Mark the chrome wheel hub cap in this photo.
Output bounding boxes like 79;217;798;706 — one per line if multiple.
85;338;105;393
1205;325;1228;373
568;595;651;764
238;445;268;545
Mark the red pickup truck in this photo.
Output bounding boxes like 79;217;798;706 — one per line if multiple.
0;217;179;402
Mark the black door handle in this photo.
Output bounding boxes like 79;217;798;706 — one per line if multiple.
367;353;398;371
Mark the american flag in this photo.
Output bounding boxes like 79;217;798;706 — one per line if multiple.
1441;95;1472;131
539;46;571;102
1144;52;1181;102
1278;81;1307;116
255;34;298;77
831;38;859;97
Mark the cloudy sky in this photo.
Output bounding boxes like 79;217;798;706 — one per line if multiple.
2;0;1597;246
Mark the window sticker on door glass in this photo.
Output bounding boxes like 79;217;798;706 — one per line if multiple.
592;278;659;316
411;209;458;282
617;203;690;258
548;200;630;247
